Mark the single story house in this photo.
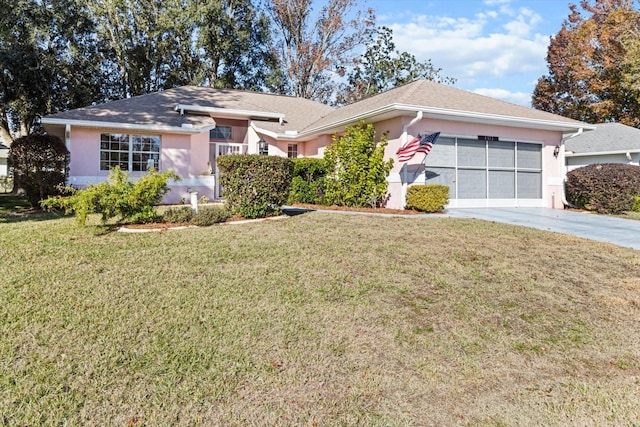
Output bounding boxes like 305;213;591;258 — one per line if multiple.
565;122;640;172
0;143;8;177
41;80;593;209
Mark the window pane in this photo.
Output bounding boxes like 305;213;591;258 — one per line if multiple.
424;167;456;198
288;144;298;158
458;169;487;198
489;170;515;198
457;139;486;167
517;143;542;169
425;137;455;166
210;126;233;140
488;141;515;168
517;171;542;198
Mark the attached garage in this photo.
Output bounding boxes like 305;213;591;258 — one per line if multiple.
423;136;544;207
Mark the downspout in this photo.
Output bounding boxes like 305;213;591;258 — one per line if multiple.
560;127;583;208
401;111;423;207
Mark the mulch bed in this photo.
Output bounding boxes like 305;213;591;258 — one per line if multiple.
291;203;424;215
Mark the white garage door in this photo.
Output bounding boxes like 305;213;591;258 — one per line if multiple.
423;136;543;207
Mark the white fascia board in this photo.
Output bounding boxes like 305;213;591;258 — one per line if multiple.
174;104;285;122
249;122;281;140
250;103;594;141
565;149;640;157
40;118;203;134
392;104;596;132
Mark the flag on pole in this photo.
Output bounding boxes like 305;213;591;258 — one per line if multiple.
396;132;440;162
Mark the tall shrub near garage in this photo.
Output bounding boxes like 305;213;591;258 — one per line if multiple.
324;121;393;208
217;154;293;218
8;133;69;206
566;163;640;214
288;157;327;204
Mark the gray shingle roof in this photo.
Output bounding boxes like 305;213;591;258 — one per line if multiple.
44;80;588;136
45;86;335;133
565;123;640;153
302;80;586;132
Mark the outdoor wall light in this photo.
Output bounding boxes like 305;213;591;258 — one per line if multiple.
258;138;268;155
553;145;560;158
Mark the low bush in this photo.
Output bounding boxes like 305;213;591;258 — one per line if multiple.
565;163;640;214
191;205;231;226
633;196;640;213
288;158;327;205
217;154;293;219
42;167;180;226
162;206;194;224
405;184;450;212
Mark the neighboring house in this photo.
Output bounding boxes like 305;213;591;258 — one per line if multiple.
0;143;8;177
565;122;640;172
41;80;593;209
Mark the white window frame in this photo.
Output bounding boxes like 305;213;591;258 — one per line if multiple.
100;133;161;172
210;126;233;141
287;143;298;158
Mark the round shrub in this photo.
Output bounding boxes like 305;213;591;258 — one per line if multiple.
405;184;450;213
566;163;640;214
162;206;194;224
9;133;69;206
191;205;230;226
217;154;293;218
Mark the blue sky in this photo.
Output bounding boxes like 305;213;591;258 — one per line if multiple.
363;0;575;106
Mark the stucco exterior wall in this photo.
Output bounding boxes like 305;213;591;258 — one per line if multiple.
566;153;640;172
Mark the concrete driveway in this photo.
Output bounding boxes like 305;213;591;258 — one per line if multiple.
445;208;640;251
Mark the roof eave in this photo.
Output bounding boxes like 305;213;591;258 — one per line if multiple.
41;118;205;134
565;148;640;157
260;103;594;140
174;104;285;123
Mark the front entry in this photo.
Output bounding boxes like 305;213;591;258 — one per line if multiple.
210;142;245;198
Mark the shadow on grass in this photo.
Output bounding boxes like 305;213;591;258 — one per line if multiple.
0;194;70;224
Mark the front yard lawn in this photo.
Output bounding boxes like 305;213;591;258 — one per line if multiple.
1;200;639;425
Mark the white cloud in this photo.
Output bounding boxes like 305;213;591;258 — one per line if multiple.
384;3;550;104
473;88;532;106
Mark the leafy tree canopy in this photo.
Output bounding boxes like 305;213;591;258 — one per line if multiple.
532;0;640;126
338;26;456;104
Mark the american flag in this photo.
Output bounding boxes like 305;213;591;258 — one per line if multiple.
396;132;440;163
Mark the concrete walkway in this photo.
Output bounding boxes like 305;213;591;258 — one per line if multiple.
444;208;640;251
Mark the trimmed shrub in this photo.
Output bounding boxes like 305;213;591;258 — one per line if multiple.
324;121;394;208
565;163;640;214
162;206;194;224
288;158;327;204
632;196;640;213
191;205;231;226
217;154;293;219
42;167;180;226
405;184;450;212
9;133;69;206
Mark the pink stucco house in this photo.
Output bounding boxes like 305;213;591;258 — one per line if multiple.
41;80;593;209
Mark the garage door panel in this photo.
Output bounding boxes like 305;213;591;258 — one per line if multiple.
458;169;487;199
425;167;456;198
489;170;515;198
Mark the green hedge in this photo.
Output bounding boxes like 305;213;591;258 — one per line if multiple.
9;133;69;206
217;154;293;218
288;158;327;204
566;163;640;214
405;184;450;213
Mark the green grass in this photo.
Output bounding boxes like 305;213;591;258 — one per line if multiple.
1;196;640;425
